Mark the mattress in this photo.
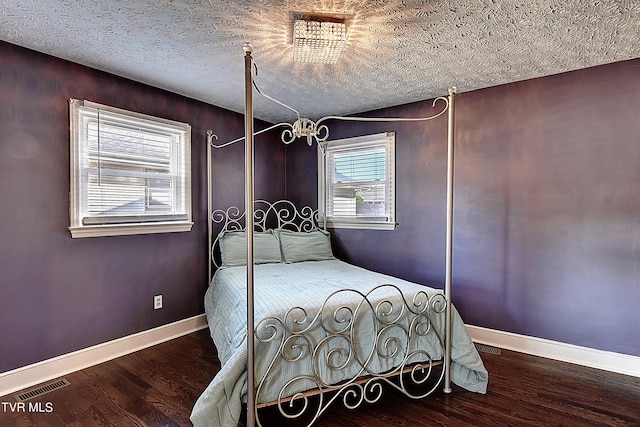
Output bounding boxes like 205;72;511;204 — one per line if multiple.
191;259;488;427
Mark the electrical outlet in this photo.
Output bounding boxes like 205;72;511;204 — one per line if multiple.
154;295;163;310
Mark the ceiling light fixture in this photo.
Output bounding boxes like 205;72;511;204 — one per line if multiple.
293;19;346;64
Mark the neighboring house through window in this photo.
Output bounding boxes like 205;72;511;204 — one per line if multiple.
68;99;192;238
319;132;396;230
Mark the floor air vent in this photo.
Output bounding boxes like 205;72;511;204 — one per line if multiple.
475;344;501;355
14;379;70;402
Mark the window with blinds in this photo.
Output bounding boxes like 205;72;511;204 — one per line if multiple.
319;132;396;230
68;99;193;238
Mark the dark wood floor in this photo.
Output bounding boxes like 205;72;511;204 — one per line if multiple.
1;328;639;426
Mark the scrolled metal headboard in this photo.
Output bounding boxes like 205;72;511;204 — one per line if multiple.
208;199;325;271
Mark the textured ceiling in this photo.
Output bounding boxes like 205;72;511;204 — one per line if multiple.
1;0;639;124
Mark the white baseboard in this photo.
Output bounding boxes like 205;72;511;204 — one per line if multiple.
3;318;636;398
466;325;640;378
0;314;208;398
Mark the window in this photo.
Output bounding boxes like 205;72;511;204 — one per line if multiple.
68;99;192;238
319;132;396;230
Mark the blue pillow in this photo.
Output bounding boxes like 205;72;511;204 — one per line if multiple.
219;230;282;267
277;229;334;263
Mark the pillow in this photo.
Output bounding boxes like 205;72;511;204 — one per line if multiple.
277;229;334;263
219;230;282;267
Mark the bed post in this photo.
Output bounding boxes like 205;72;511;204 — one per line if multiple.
444;86;457;394
318;143;328;230
243;42;257;427
206;131;214;285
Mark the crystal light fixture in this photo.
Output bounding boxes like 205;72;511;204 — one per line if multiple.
293;19;346;64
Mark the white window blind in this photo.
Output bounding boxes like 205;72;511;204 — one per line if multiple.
320;132;396;230
69;99;192;237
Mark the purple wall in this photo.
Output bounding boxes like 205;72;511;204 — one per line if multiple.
286;59;640;357
2;38;638;376
0;41;285;373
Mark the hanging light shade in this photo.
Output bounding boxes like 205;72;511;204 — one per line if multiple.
293;19;346;64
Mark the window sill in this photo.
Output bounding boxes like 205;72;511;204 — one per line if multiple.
326;221;396;231
68;221;193;238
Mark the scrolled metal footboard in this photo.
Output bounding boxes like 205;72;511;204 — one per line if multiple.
254;284;448;426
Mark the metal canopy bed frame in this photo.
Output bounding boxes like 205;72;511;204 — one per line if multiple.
195;43;479;427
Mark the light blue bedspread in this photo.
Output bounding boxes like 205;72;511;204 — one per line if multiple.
190;260;488;427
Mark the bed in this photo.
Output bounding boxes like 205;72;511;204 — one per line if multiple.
190;201;488;426
191;44;487;426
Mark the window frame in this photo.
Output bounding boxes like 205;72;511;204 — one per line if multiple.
318;132;396;230
68;99;193;238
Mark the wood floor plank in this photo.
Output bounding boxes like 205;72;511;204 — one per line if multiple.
1;329;638;426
